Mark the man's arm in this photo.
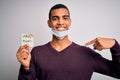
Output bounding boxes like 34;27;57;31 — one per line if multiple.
85;37;120;78
17;45;36;80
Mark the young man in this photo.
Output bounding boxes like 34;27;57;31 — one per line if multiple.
16;4;120;80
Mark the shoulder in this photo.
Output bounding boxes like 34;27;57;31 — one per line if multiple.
72;42;90;51
72;42;101;57
34;42;50;49
31;42;50;54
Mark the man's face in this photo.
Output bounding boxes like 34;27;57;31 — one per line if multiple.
48;8;71;32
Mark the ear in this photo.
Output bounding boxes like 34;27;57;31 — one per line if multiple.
47;20;51;28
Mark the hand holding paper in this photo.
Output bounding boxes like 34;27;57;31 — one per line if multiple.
16;33;34;70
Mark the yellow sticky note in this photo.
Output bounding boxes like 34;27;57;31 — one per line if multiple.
21;33;34;47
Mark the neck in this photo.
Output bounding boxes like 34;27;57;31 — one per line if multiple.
50;36;72;51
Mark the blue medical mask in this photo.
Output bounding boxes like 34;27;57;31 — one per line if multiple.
50;28;70;39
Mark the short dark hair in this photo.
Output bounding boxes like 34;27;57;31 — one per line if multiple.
48;4;70;20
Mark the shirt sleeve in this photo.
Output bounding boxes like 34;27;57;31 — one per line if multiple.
18;48;37;80
93;40;120;79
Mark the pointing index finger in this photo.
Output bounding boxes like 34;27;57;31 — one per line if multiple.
84;39;97;46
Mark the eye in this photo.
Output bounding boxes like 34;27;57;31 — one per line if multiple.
63;15;70;20
64;17;69;20
52;16;58;21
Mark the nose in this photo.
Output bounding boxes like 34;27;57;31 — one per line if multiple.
58;18;64;25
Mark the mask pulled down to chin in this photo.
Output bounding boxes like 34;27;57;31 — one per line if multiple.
50;28;70;39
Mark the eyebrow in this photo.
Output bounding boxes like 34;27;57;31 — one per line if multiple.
63;15;70;17
51;15;70;19
51;16;58;18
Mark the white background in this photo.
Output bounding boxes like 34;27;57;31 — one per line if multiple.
0;0;120;80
